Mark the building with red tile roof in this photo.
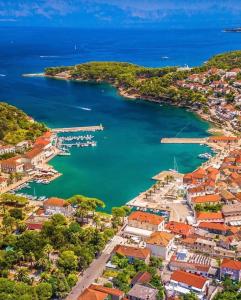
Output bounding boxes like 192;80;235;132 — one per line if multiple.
0;156;24;174
146;231;175;260
198;222;230;235
167;270;209;298
113;245;151;264
196;212;224;223
130;271;152;287
43;197;74;216
89;285;124;300
128;211;164;231
78;288;108;300
166;221;194;238
191;194;221;205
169;249;214;277
220;259;241;281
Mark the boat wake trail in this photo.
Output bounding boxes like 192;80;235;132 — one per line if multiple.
75;106;92;111
0;74;6;77
40;55;60;58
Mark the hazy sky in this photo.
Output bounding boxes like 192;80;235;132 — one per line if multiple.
0;0;240;28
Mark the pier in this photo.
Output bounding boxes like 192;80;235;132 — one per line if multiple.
161;137;207;144
52;124;104;133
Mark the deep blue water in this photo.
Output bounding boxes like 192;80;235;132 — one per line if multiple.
0;27;240;210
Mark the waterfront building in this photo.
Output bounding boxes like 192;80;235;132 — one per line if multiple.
43;197;74;216
146;231;175;260
0;156;24;173
220;258;241;281
112;245;151;264
0;145;15;155
128;211;164;232
23;146;46;166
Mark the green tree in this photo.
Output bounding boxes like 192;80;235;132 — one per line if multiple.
35;282;52;300
58;251;78;274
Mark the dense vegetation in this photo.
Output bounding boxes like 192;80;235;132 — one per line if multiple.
110;253;164;298
0;102;47;145
205;50;241;70
45;50;241;108
45;62;206;106
0;193;131;299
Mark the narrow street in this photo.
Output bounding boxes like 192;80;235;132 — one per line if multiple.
66;234;125;300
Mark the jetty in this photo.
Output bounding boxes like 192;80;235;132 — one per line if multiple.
161;137;207;144
52;124;104;133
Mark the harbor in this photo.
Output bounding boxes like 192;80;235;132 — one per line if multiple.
55;133;98;155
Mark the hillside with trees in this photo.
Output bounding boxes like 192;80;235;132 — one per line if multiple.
0;102;47;145
45;50;241;108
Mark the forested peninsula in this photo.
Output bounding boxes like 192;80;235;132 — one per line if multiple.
45;50;241;109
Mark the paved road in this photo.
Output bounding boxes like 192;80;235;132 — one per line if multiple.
66;234;125;300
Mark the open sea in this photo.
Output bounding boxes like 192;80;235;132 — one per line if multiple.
0;27;241;210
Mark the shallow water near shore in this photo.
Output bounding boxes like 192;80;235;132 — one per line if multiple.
1;27;241;210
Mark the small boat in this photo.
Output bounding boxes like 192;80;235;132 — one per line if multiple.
198;153;212;159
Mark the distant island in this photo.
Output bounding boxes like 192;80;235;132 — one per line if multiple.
45;50;241;134
224;27;241;32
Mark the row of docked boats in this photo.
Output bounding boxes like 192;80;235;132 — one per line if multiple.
9;191;47;202
198;152;212;160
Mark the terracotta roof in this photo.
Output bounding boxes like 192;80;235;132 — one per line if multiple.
166;221;193;236
199;222;229;232
0;156;23;167
192;194;221;204
131;271;152;286
170;270;207;289
146;231;174;246
196;212;223;221
43;197;69;207
221;258;241;271
24;146;43;159
26;223;43;230
128;211;164;225
0;177;7;183
78;288;108;300
220;190;236;201
114;245;150;260
89;285;124;297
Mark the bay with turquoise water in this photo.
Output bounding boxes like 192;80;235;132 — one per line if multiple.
0;27;241;210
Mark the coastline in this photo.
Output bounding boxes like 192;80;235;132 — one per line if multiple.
42;73;235;137
18;72;238;212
